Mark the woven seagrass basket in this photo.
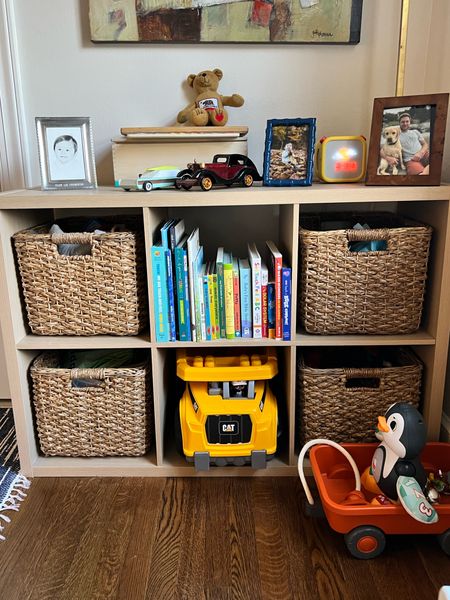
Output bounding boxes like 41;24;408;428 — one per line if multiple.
299;213;432;334
297;347;422;445
30;351;152;457
13;218;148;335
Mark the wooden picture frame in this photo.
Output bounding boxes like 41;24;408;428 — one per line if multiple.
36;117;97;191
366;93;449;186
263;118;316;187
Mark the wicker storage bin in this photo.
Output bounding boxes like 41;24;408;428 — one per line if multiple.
299;213;432;334
13;218;148;335
30;351;152;457
297;347;422;444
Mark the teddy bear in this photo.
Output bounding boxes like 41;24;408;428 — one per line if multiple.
177;68;244;127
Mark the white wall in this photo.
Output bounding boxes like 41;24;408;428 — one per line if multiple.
12;0;401;185
404;0;450;183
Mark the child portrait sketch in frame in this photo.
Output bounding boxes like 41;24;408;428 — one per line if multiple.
36;117;97;190
263;118;316;187
366;94;449;186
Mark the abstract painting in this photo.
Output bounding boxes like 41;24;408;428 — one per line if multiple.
89;0;363;44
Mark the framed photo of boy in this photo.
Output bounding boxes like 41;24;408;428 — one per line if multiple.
366;93;449;186
263;118;316;186
36;117;97;190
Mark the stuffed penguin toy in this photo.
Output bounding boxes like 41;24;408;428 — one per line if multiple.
371;403;438;524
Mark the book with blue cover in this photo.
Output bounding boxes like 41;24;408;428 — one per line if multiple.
174;234;191;341
239;258;252;338
168;219;185;339
267;282;276;339
159;220;176;341
151;244;170;342
186;228;200;342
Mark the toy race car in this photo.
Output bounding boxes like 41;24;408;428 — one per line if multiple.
175;349;278;471
115;166;181;191
175;154;262;191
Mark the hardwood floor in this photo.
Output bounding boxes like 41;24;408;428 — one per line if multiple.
0;477;448;600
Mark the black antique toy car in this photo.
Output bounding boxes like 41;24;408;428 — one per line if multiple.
175;154;262;191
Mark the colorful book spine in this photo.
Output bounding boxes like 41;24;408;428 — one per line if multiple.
232;257;241;337
239;258;252;338
216;247;225;338
282;265;292;341
165;249;176;341
261;262;268;338
202;264;212;341
266;240;283;340
224;251;235;339
248;243;262;339
169;219;185;337
151;246;170;342
194;247;205;340
187;228;200;342
207;264;217;340
212;269;220;339
174;241;191;341
267;281;276;339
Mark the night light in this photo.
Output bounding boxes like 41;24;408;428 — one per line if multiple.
316;136;367;183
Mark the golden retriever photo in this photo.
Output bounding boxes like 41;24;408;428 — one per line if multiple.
377;125;405;175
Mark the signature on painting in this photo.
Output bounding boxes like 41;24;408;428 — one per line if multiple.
312;29;334;38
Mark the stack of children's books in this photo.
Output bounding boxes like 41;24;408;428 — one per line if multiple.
151;219;291;342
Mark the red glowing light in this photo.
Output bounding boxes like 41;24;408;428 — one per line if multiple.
335;160;358;172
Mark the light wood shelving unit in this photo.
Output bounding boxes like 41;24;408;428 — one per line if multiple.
1;184;449;478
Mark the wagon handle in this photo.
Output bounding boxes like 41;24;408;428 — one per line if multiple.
298;439;361;506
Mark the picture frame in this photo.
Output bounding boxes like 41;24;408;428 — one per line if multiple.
263;118;316;187
36;117;97;190
89;0;363;45
366;93;449;186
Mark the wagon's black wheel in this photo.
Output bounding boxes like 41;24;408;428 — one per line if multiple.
303;498;325;519
200;176;213;191
143;181;153;192
437;529;450;556
243;173;254;187
344;526;386;559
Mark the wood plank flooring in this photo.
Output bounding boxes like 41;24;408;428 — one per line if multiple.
0;477;448;600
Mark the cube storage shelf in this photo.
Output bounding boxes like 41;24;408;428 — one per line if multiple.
1;184;450;478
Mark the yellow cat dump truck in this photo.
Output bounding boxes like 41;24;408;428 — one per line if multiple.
175;349;278;471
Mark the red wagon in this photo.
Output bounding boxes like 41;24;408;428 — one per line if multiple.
306;442;450;559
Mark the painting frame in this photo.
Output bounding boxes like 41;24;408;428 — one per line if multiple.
263;118;316;187
366;93;449;187
88;0;363;45
36;117;97;191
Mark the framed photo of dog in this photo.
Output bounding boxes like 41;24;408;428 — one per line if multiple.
366;93;449;186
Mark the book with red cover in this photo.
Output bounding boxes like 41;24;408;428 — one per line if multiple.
265;240;282;340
